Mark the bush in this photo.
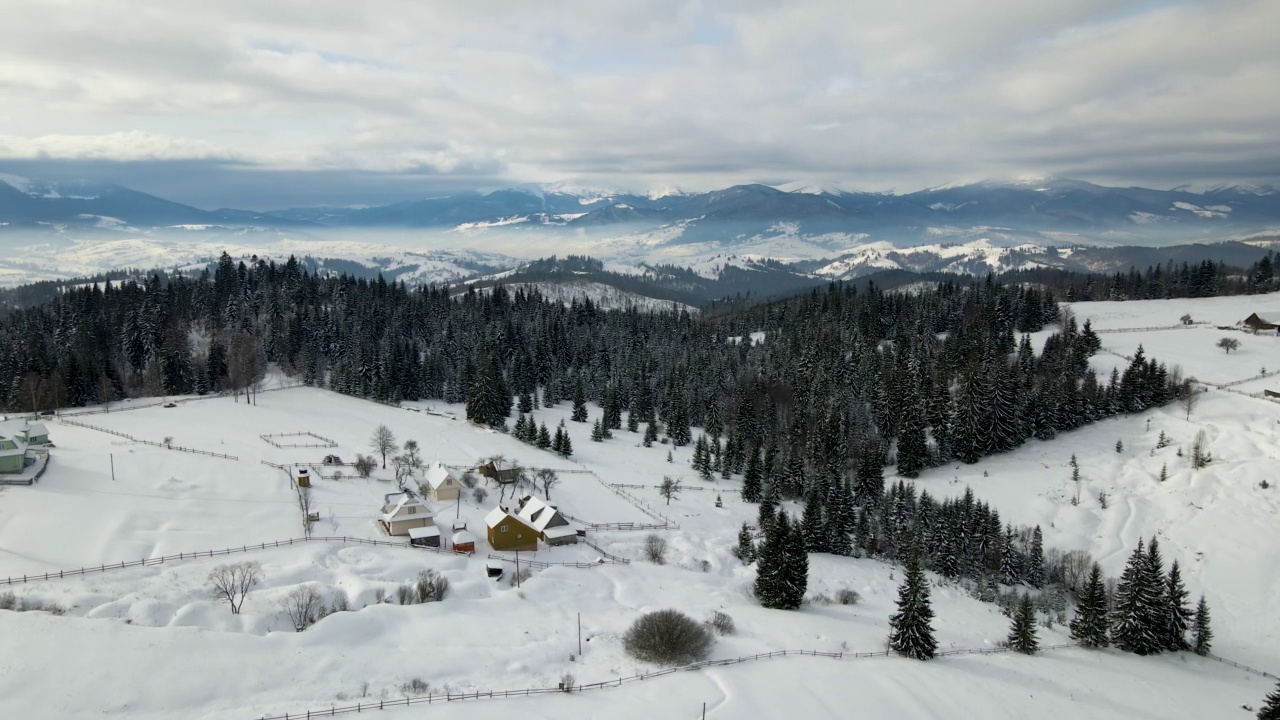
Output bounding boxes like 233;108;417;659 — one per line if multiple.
415;570;450;603
461;471;477;489
280;585;324;631
354;454;376;478
330;593;351;613
624;609;714;665
835;589;860;606
0;592;14;611
400;678;430;696
559;673;576;692
472;487;488;504
396;584;413;605
809;593;833;606
644;534;668;564
706;610;735;636
508;566;533;587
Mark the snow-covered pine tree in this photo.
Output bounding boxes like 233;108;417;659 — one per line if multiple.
1027;526;1045;588
643;421;657;447
1164;560;1192;651
1255;681;1280;720
782;512;809;609
801;482;826;554
999;527;1021;585
1144;536;1168;645
571;381;588;422
1008;592;1039;654
735;522;756;564
1111;540;1163;655
951;373;986;464
590;419;604;442
536;422;551;450
1070;562;1110;648
742;443;763;503
889;544;937;661
552;424;566;455
854;444;884;510
755;512;799;609
1192;595;1213;656
518;391;533;414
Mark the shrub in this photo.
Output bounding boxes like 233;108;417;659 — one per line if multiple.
0;592;14;611
809;593;833;606
508;566;533;587
644;534;668;564
354;454;376;478
400;678;430;696
835;589;860;605
415;570;450;603
706;610;736;636
472;487;488;504
330;593;351;613
396;584;413;605
559;673;576;692
623;609;714;665
461;471;477;489
374;587;387;603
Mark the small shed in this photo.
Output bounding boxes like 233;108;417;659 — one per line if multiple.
408;525;442;548
452;529;477;554
485;560;504;579
296;467;311;488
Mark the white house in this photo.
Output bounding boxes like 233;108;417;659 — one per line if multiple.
515;496;578;546
381;492;434;536
421;463;462;502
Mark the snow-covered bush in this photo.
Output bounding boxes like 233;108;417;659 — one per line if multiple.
281;585;324;632
0;591;14;610
706;610;735;635
353;454;376;479
836;589;860;605
624;609;714;665
415;570;449;603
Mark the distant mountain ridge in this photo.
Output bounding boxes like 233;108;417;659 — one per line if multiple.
3;173;1279;247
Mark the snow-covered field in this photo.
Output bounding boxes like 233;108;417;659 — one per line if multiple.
2;294;1279;718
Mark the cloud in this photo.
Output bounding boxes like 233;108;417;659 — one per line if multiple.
0;0;1276;206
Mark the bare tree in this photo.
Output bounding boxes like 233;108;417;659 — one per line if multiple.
535;468;560;500
1181;381;1200;420
370;425;398;469
228;333;265;404
1192;430;1212;470
1216;337;1240;354
298;486;315;536
96;373;116;413
1180;313;1193;326
392;455;414;489
209;561;263;614
401;439;423;473
353;454;376;478
280;585;324;631
659;476;682;506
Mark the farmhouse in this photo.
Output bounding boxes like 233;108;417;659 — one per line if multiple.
515;495;578;546
0;419;46;475
485;506;537;552
1243;313;1280;333
421;463;462;502
381;492;434;536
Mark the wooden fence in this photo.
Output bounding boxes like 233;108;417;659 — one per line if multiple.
260;432;339;449
0;535;473;586
59;418;239;460
484;553;622;570
249;643;1084;719
1093;323;1202;334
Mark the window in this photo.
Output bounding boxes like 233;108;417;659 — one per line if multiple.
500;525;509;532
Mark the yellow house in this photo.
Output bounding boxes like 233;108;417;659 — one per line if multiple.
484;506;537;552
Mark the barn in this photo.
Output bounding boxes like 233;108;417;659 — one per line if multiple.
1243;313;1280;334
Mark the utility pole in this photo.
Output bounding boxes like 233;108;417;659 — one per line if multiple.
515;550;521;588
110;453;115;482
578;613;582;655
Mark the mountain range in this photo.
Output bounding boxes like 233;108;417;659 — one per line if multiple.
3;173;1279;248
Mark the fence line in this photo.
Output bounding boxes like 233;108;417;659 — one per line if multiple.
580;538;631;564
260;432;338;449
484;553;621;570
0;535;474;586
58;418;239;460
1206;654;1280;681
605;483;680;528
1094;323;1201;334
249;643;1084;720
610;482;740;494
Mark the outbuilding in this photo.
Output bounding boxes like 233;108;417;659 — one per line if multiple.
408;525;442;548
452;529;477;554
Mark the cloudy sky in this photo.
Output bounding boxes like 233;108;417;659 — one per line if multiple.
0;0;1276;209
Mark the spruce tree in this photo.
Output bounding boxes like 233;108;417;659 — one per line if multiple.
1070;562;1110;648
552;425;566;455
536;422;552;450
1111;541;1162;655
591;418;604;442
782;512;809;609
560;430;573;458
1255;681;1280;720
1192;595;1213;656
755;512;795;609
1164;560;1191;651
735;522;756;564
518;391;533;414
801;482;826;553
1027;526;1045;588
742;443;763;502
1008;592;1039;654
643;421;657;447
571;381;588;422
889;544;937;660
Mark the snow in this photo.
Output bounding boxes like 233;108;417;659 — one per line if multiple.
3;296;1280;717
1171;201;1229;219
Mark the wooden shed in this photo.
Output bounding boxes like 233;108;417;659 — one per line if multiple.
408;525;441;548
296;467;311;488
452;529;477;553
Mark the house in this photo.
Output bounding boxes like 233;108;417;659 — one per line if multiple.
0;420;44;475
421;463;462;502
17;422;50;448
0;430;28;475
515;495;578;546
381;492;434;536
484;506;537;552
1243;313;1280;333
408;525;441;548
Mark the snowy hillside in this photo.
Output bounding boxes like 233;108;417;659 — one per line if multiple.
3;287;1280;719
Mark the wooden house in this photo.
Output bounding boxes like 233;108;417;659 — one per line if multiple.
381;492;434;536
452;529;477;553
422;464;462;502
516;496;578;546
1243;313;1280;334
484;506;537;552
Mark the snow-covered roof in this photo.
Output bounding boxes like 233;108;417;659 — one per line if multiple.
452;530;476;544
24;422;48;436
423;463;460;490
408;526;441;539
516;496;564;532
484;507;514;529
542;525;578;539
383;496;431;522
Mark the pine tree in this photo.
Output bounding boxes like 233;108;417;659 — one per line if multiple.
518;391;533;414
755;512;798;609
889;544;937;660
571;381;588;422
742;443;763;502
552;425;566;455
782;512;809;609
1008;592;1039;654
536;422;552;450
1192;595;1213;656
801;482;826;553
643;421;657;447
1070;563;1111;648
1164;560;1191;651
1255;681;1280;720
1027;526;1045;588
1111;541;1162;655
1159;463;1168;482
591;418;604;442
758;489;777;531
735;522;756;564
561;430;574;458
